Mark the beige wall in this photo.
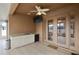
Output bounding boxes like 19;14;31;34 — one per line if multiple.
36;22;43;42
9;13;35;36
75;15;79;53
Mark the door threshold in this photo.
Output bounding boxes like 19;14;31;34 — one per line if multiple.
58;46;79;55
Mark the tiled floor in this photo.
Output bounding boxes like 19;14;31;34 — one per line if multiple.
0;39;5;49
0;41;71;55
0;39;9;55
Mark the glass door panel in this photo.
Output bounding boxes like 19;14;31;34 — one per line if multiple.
48;20;53;41
69;16;75;47
57;17;66;45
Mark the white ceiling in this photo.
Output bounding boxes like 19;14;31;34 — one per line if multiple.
0;3;11;20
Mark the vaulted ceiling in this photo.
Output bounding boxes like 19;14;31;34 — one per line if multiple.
15;3;72;15
10;3;79;16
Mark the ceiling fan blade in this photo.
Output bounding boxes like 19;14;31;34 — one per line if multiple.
35;6;40;11
41;12;46;15
40;9;50;11
30;10;37;12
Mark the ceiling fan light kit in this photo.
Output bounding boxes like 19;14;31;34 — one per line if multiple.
36;12;42;15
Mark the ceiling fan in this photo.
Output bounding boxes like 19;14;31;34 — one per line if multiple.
29;6;50;15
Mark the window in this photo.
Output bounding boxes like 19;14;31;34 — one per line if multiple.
48;20;53;41
69;16;75;47
1;22;7;36
57;17;66;45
